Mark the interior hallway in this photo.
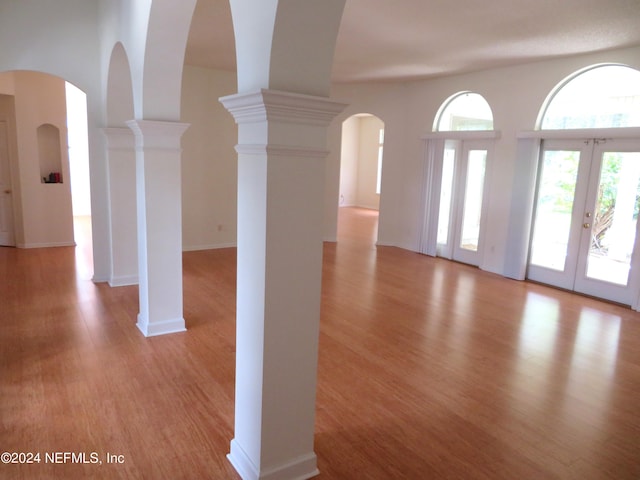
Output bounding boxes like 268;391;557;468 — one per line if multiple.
1;207;639;479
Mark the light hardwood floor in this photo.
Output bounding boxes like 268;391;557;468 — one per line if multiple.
1;207;639;479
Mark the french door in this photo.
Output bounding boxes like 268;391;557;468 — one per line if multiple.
528;138;640;305
436;139;490;266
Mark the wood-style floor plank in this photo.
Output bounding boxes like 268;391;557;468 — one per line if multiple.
1;208;639;479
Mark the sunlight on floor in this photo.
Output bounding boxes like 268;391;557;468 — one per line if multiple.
73;215;93;280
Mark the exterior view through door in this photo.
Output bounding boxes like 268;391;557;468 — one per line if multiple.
528;139;640;305
526;63;640;306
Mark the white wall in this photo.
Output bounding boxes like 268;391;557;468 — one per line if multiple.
0;0;108;278
180;66;238;250
162;46;640;274
326;82;409;244
338;115;358;207
329;44;640;274
1;71;74;248
356;115;383;210
339;114;384;210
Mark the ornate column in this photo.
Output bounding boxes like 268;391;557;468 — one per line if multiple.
220;89;346;480
103;127;138;287
126;120;189;337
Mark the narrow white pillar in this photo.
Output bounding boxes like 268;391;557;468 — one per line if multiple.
126;120;189;337
607;155;640;261
221;90;346;480
103;127;138;287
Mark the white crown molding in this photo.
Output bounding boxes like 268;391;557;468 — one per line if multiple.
126;120;190;150
220;89;347;126
103;127;134;150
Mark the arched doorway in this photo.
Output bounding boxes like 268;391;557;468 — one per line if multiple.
0;71;90;262
340;113;385;210
528;64;640;305
338;113;385;244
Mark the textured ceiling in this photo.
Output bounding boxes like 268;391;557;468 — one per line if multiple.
184;0;640;83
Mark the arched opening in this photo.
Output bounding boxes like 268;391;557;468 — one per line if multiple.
104;42;138;287
528;64;640;307
0;70;90;254
338;113;385;245
420;91;497;267
340;113;385;210
434;91;494;132
37;123;63;183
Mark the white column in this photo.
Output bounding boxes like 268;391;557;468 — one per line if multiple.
220;89;346;480
103;127;138;287
126;120;189;337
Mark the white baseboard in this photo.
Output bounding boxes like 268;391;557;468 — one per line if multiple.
108;274;139;287
18;241;76;248
228;439;319;480
136;314;186;337
182;242;237;252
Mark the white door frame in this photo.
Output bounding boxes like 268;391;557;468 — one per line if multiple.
0;120;15;247
419;130;499;268
528;136;640;306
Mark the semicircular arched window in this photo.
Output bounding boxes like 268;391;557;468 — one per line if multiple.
539;64;640;130
434;92;494;132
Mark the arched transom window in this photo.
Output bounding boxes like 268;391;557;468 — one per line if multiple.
539;64;640;130
434;92;493;132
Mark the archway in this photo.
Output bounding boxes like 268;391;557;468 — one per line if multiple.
338;113;385;245
104;42;137;287
340;113;385;210
0;71;90;263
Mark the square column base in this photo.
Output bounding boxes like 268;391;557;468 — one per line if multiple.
228;439;319;480
136;314;186;337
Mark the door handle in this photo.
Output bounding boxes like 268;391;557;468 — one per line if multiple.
3;189;10;194
583;223;591;228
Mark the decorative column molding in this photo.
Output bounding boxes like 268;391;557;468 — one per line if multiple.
220;89;346;480
126;119;190;337
103;127;135;150
221;89;347;127
127;120;189;150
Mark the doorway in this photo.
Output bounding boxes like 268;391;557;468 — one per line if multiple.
528;138;640;305
0;120;15;246
436;139;490;266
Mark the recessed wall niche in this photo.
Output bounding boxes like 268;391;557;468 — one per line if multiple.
37;123;63;183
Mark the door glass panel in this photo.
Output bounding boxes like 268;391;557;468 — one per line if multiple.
459;150;486;251
586;151;640;285
437;147;455;245
530;150;580;270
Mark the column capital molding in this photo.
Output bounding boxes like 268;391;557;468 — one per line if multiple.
126;120;190;150
103;127;134;150
220;89;347;127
